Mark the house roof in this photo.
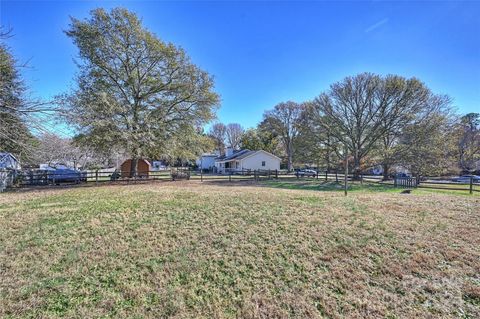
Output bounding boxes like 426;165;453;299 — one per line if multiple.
215;149;281;163
215;149;255;162
0;152;18;164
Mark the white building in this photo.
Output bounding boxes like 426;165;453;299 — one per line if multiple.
196;154;218;171
214;148;281;173
0;152;20;170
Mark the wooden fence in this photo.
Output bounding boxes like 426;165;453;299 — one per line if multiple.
0;169;17;192
2;168;478;194
394;177;418;189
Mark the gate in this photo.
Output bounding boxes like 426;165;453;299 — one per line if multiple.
394;176;418;188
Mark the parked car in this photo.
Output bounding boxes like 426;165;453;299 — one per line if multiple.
295;169;317;177
452;175;480;183
47;168;87;184
394;173;412;178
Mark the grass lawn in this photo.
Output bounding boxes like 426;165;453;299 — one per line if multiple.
261;179;480;196
1;182;479;318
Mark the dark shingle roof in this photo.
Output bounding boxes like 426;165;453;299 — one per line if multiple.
215;149;255;162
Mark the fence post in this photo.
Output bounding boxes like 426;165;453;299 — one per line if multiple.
229;171;232;182
335;171;338;183
470;176;473;194
201;169;203;182
394;177;397;188
360;174;363;185
344;151;348;196
95;170;98;185
325;170;328;181
275;169;278;179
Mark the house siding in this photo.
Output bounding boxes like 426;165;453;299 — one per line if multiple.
196;156;216;170
240;152;280;171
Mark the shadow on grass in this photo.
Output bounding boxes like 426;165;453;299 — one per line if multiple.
259;180;399;193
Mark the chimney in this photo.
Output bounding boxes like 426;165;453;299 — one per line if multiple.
225;147;234;157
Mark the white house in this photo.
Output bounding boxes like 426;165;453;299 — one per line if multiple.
214;148;281;173
196;153;218;171
0;152;20;170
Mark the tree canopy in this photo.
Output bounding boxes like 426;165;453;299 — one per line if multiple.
60;8;219;175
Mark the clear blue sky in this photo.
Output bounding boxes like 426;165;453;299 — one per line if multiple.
1;1;479;131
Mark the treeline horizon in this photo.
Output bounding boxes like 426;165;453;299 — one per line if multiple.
208;74;479;179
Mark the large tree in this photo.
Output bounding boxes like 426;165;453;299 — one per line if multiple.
240;125;280;155
263;101;303;171
0;30;39;160
315;73;450;179
61;8;219;176
398;112;458;177
225;123;244;149
455;113;480;173
208;122;227;154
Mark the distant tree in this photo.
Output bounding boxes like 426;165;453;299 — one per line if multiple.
34;133;89;169
315;73;451;179
208;122;227;154
374;78;451;179
398;112;458;177
454;113;480;173
240;126;280;154
225;123;244;149
163;126;215;164
263;101;303;171
60;8;219;176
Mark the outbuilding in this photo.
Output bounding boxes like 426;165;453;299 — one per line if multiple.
120;159;151;178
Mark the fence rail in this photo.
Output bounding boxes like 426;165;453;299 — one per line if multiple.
1;168;478;194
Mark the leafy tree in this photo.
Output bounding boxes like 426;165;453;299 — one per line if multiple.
240;125;280;154
294;101;342;170
398;112;458;177
455;113;480;173
60;8;219;176
263;101;303;171
0;30;38;160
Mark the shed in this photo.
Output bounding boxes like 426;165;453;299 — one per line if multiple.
120;159;151;178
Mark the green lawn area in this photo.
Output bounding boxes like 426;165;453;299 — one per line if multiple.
261;179;480;196
1;182;479;318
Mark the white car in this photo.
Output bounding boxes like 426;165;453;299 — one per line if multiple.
452;175;480;183
295;169;317;177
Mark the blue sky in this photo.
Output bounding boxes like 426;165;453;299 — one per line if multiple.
1;1;479;131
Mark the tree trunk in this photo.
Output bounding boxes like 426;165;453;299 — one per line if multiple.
353;154;361;180
130;157;138;178
382;163;390;181
287;142;293;172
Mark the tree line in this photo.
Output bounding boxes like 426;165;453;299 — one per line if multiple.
210;74;479;179
1;8;479;178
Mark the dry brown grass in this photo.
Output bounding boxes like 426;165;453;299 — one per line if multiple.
1;182;479;318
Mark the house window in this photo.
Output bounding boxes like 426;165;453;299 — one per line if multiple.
262;161;266;167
